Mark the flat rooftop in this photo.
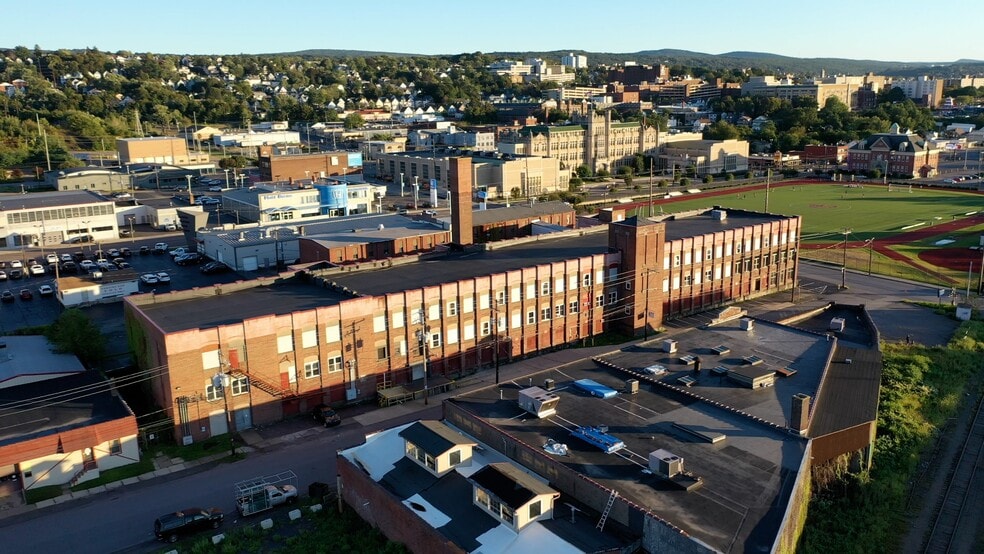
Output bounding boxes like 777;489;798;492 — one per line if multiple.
330;229;611;297
132;278;351;333
0;190;112;211
652;207;795;242
450;319;830;552
0;371;132;447
469;201;574;227
0;336;86;385
341;421;625;553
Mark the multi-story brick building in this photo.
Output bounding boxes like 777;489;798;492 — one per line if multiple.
124;157;799;443
257;145;361;182
847;123;941;178
116;137;209;166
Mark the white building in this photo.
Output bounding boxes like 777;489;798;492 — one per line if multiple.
213;130;301;147
561;52;588;70
0;190;119;248
220;180;386;224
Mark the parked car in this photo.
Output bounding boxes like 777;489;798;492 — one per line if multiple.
78;260;95;271
72;251;85;262
0;271;6;281
168;247;189;258
112;192;132;199
139;246;151;255
45;254;59;265
38;285;54;297
154;242;168;254
156;271;171;284
200;261;230;275
29;264;45;276
312;404;341;427
8;269;22;279
65;234;93;244
120;247;132;257
175;253;202;266
119;228;131;237
9;260;22;269
19;289;32;300
0;290;13;303
108;249;120;258
140;273;160;285
61;261;78;273
208;185;223;192
153;507;223;543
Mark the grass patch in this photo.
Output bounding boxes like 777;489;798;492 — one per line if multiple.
71;458;155;491
181;502;407;553
800;246;942;284
24;485;63;504
152;435;236;462
798;320;984;552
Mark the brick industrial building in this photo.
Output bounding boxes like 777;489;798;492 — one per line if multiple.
124;157;799;444
257;145;362;182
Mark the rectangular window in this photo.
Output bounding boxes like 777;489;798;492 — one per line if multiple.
480;294;490;309
663;256;670;270
464;322;475;340
596;270;604;284
377;343;388;360
327;355;343;372
392;311;404;328
463;296;474;313
554;278;564;293
596;294;604;307
447;328;459;344
428;304;440;321
569;275;578;290
529;500;542;518
447;301;457;316
430;332;442;348
510;287;521;302
110;439;123;455
511;312;522;329
541;307;551;321
683;274;692;286
527;309;536;324
481;320;491;336
608;291;618;304
526;283;536;299
583;273;592;287
705;268;713;281
205;383;221;401
326;324;341;343
231;377;249;396
541;281;551;296
301;329;317;348
373;314;387;333
705;247;713;260
496;290;506;305
555;303;565;317
569;299;579;314
662;278;669;292
304;360;321;378
202;350;220;370
684;251;692;265
449;450;461;466
277;334;293;354
397;338;407;356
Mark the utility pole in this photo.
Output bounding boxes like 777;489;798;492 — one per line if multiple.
648;163;654;217
344;320;362;401
491;304;501;384
840;228;851;289
867;238;874;275
764;168;771;212
416;325;429;404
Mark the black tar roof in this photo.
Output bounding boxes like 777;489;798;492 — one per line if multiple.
645;207;795;242
469;201;573;227
450;321;825;552
330;230;610;297
398;420;476;456
133;278;351;333
0;371;133;447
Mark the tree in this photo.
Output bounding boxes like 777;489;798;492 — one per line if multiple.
704;120;741;140
45;308;106;366
575;164;592;179
343;112;365;130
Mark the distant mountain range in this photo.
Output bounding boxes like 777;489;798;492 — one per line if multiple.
285;48;984;78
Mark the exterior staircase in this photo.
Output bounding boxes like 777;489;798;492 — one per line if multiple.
69;460;98;487
233;371;295;398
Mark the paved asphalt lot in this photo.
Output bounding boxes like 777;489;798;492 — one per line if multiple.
0;232;246;338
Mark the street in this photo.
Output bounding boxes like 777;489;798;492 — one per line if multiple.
0;404;440;554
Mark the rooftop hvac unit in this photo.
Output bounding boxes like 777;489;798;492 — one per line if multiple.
711;209;727;220
649;449;684;478
543;378;555;391
625;379;639;394
740;318;754;331
663;339;678;354
829;317;845;332
518;386;560;418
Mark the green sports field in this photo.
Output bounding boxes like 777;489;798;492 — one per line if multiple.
635;183;984;244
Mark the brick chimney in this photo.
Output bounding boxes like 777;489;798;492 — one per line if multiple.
790;393;811;435
449;156;473;245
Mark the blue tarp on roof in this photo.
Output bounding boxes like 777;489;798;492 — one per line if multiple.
573;378;617;399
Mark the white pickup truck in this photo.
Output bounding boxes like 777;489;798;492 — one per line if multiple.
236;483;297;516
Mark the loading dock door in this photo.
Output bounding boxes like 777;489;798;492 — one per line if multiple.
242;256;258;271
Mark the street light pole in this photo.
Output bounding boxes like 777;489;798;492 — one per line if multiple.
185;175;194;205
866;238;874;275
400;172;405;197
224;168;230;188
213;373;236;457
840;228;851;289
128;216;135;244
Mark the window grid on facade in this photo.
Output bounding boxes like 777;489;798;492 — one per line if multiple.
304;360;321;378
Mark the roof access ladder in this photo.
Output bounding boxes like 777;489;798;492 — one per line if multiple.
596;489;618;531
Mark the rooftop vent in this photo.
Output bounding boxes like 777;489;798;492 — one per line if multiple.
711;209;727;221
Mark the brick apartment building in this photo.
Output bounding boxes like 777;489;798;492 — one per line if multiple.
124;157;799;443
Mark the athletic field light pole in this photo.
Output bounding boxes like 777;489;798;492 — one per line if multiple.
840;228;852;289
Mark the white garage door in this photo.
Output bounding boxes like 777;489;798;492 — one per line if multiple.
242;256;258;271
209;411;228;436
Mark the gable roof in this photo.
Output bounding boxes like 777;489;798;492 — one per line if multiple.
398;420;476;456
470;462;557;509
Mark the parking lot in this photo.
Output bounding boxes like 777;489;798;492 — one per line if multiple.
0;236;245;335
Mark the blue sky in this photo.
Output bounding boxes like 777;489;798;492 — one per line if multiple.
3;0;982;63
